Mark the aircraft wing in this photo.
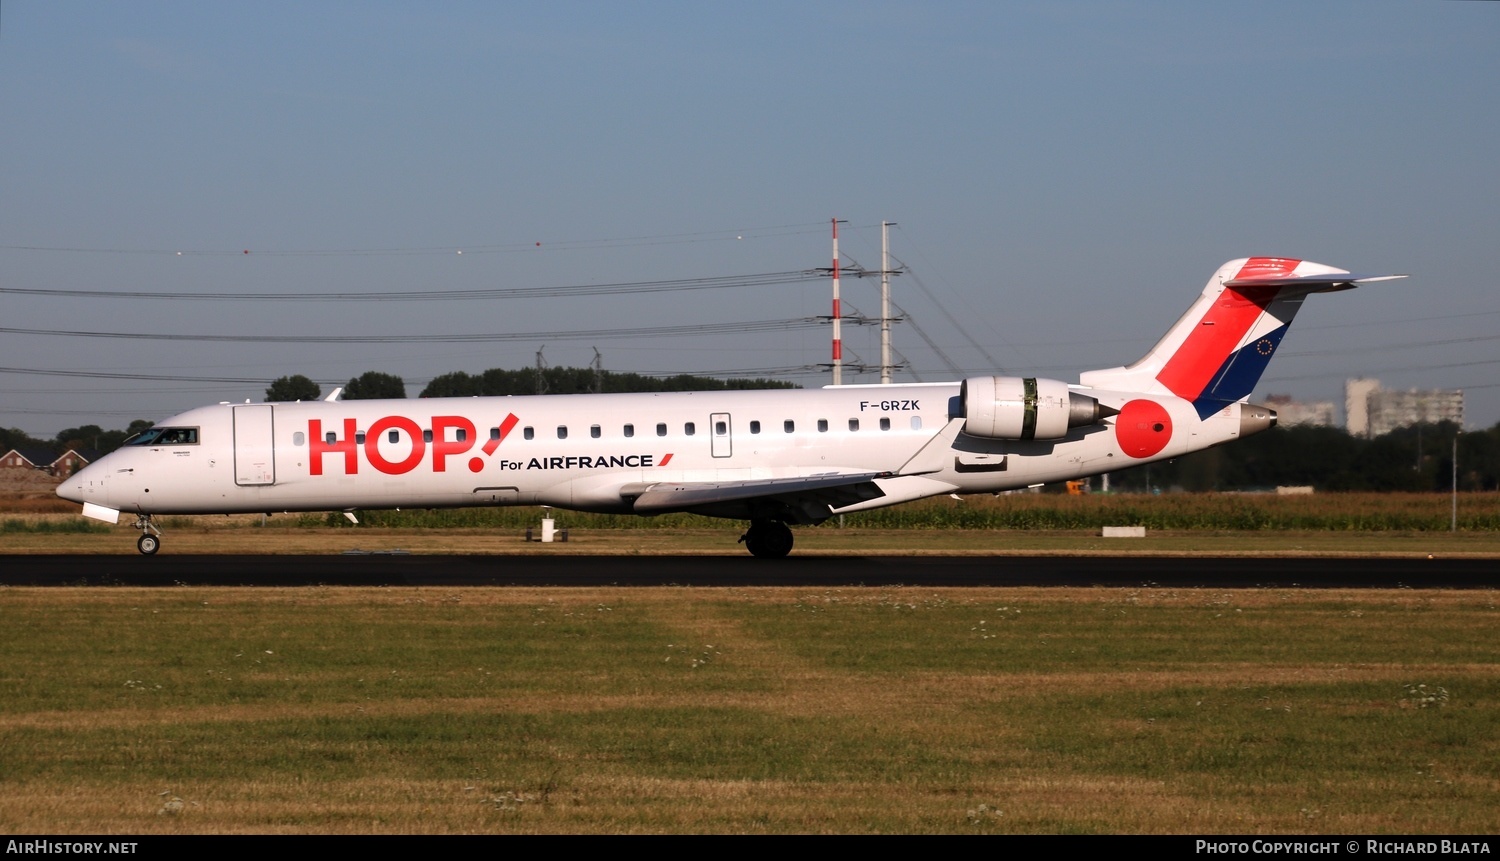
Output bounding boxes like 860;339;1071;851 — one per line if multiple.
618;418;966;521
620;472;888;517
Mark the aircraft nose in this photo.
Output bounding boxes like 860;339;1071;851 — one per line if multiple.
57;460;106;506
57;469;86;503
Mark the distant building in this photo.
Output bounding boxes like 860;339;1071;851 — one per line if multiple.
1262;394;1336;428
1345;378;1464;437
1;449;55;470
1345;378;1381;437
53;449;100;477
0;448;98;475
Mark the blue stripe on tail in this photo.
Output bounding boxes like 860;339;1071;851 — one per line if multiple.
1190;324;1289;419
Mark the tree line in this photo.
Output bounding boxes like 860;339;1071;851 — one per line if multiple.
1;420;156;458
264;366;797;402
1105;420;1500;493
5;367;795;458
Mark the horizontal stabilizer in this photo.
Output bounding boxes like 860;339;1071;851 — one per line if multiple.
1225;272;1408;290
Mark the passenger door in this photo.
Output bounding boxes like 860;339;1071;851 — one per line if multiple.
233;404;276;486
710;412;732;458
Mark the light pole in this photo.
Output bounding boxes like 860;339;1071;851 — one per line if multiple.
1451;432;1459;532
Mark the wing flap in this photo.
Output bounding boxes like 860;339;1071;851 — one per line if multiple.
622;472;887;515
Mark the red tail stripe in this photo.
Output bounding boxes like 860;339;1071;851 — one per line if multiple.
1155;287;1275;400
1232;256;1301;280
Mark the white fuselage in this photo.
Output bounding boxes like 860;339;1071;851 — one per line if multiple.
59;381;1250;521
56;256;1391;557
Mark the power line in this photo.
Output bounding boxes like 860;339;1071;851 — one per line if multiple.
889;254;1007;373
0;386;242;395
1297;308;1500;332
0;221;831;257
888;300;963;376
0;270;824;302
1266;357;1500;383
0;367;275;384
639;365;820;379
1;406;169;418
1281;333;1500;358
0;318;825;345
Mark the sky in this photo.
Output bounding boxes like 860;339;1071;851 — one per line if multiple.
2;1;1497;438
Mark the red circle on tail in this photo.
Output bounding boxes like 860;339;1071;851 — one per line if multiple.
1114;400;1173;458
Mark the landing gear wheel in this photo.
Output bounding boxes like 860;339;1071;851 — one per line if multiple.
740;520;794;559
132;514;162;556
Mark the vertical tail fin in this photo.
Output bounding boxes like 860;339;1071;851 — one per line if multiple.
1078;258;1404;418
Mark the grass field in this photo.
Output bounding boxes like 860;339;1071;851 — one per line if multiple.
6;489;1498;557
1;585;1497;834
5;514;1500;557
5;489;1497;833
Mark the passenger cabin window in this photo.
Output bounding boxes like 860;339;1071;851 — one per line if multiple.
911;416;923;430
656;423;667;437
356;432;366;445
624;424;635;438
715;421;727;435
326;432;338;444
455;428;467;442
849;419;859;432
817;419;829;433
557;426;568;440
684;422;696;436
489;427;501;441
423;430;433;443
590;425;601;439
293;432;305;446
524;426;535;440
880;418;891;431
388;430;400;443
784;420;795;434
750;421;761;434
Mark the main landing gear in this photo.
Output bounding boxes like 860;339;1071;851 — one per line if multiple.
739;519;794;559
133;514;162;555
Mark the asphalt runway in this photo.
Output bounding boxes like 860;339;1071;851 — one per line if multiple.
1;554;1495;588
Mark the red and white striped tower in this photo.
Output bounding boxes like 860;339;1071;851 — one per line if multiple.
831;217;843;386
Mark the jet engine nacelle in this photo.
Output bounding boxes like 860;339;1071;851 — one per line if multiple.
960;376;1113;440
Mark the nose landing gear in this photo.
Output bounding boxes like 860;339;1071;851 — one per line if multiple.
133;514;162;555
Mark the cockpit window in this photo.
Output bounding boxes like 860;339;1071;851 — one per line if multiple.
127;427;199;446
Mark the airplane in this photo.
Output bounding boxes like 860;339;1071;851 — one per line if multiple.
57;257;1404;557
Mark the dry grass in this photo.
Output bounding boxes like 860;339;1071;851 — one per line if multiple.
9;464;1500;557
4;511;1500;556
1;586;1496;833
